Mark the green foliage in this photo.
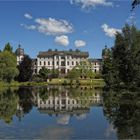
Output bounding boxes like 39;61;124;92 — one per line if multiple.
67;67;80;79
103;89;140;139
0;88;19;124
51;69;59;78
17;87;34;114
3;42;13;53
39;67;50;80
102;25;140;88
0;51;19;83
39;67;59;81
17;55;33;82
67;61;95;80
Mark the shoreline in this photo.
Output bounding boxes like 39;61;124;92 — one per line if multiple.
0;78;105;87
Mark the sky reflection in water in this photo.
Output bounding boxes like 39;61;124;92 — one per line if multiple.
0;86;139;139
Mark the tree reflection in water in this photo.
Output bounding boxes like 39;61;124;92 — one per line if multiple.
0;86;139;139
37;86;103;121
0;88;19;124
0;86;103;124
103;89;140;139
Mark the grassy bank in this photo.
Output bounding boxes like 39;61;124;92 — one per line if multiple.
0;78;105;87
0;81;48;87
48;78;105;87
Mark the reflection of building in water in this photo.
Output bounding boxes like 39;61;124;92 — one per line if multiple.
37;87;103;115
15;86;103;121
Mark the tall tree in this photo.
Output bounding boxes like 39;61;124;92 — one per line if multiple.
3;42;13;53
17;55;33;82
0;51;19;83
68;61;95;79
102;25;140;88
102;46;115;86
113;26;133;85
131;27;140;86
131;0;140;10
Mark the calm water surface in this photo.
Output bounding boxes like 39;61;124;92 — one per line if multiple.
0;86;139;139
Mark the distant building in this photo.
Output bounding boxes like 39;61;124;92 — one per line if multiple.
15;45;24;65
15;47;103;75
89;58;102;73
35;49;89;74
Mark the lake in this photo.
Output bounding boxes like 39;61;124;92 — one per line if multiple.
0;86;139;139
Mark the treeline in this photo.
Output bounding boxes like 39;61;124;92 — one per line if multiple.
102;25;140;88
0;43;33;83
0;43;19;83
0;42;100;83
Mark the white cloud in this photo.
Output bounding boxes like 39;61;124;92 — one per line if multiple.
35;18;73;36
24;13;33;19
70;0;113;9
20;24;36;30
22;15;73;36
75;113;87;120
101;24;121;38
57;115;70;125
55;35;69;46
74;40;86;47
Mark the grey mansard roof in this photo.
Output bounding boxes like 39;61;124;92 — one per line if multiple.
37;50;89;58
88;58;102;62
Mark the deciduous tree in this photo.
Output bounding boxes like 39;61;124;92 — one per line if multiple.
17;55;33;82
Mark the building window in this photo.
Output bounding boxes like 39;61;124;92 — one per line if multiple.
44;61;46;65
40;61;42;66
62;100;66;104
76;61;78;65
61;61;65;66
52;61;54;65
35;69;37;74
67;61;69;65
57;61;59;65
61;56;65;59
48;62;50;66
95;69;97;73
72;61;74;65
53;100;55;104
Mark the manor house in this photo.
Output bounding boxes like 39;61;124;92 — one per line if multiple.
15;47;102;75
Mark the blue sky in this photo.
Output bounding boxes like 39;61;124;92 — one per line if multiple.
0;0;140;58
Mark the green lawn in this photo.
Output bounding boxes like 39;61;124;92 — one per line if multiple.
48;78;105;86
0;78;105;87
0;81;48;87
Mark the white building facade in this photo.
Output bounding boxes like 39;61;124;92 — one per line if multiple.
15;47;103;75
89;59;102;73
34;50;89;74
